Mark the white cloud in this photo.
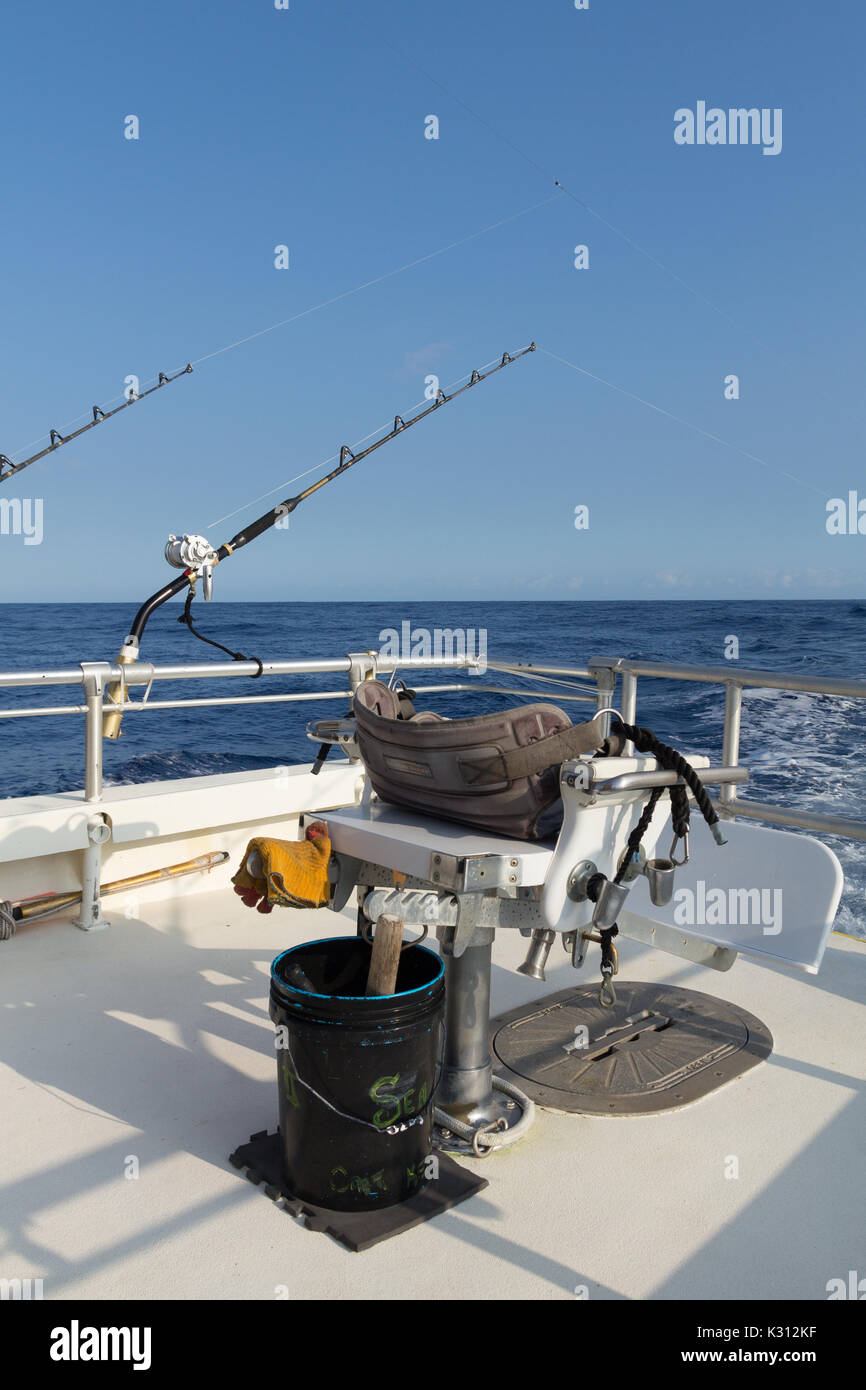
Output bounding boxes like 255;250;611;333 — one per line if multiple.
395;342;453;380
654;570;693;588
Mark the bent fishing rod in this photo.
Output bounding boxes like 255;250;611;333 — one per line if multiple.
0;365;193;484
103;342;536;738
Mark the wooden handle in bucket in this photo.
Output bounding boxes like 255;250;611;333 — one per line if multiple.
365;914;404;996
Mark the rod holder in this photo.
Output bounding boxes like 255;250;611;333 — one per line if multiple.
590;877;630;930
517;929;556;982
644;858;675;907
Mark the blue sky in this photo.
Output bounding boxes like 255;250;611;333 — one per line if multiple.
0;0;864;601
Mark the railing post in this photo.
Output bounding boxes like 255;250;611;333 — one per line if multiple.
621;669;637;755
78;663;112;931
590;662;617;742
721;682;742;807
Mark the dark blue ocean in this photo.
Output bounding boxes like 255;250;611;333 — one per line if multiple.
0;600;864;936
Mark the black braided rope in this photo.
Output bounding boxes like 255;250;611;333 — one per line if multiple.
615;786;663;884
599;922;618;967
614;722;719;827
610;721;720;885
590;722;722;992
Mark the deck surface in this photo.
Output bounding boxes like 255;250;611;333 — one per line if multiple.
1;892;863;1301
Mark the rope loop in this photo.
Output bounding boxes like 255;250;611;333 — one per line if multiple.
611;720;721;889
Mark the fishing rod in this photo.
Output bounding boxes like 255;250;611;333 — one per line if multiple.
102;342;536;739
0;364;193;484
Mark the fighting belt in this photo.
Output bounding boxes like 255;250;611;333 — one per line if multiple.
352;680;608;841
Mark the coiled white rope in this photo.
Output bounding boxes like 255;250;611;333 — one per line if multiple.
434;1074;536;1156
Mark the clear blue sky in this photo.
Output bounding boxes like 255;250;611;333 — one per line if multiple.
1;0;863;602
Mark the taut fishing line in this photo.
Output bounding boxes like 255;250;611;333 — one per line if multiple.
0;192;561;484
207;350;515;529
335;0;739;329
539;347;824;496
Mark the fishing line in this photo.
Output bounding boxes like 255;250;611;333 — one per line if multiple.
207;351;513;529
492;667;598;699
337;1;738;327
2;193;561;477
551;181;738;328
539;346;825;496
186;195;560;368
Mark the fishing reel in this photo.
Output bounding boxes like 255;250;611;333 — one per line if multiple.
165;533;219;600
99;342;534;749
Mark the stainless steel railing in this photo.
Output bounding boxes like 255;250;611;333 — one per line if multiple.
1;649;865;845
586;655;866;843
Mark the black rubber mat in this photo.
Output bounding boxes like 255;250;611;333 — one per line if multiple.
490;981;773;1115
229;1130;488;1252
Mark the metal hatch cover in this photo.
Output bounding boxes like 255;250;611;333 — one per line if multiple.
490;982;773;1115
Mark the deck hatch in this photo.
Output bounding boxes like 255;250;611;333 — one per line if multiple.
490;982;772;1114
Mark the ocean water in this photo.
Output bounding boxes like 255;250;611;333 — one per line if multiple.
0;600;864;937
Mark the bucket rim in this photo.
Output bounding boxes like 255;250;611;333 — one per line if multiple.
271;935;445;1002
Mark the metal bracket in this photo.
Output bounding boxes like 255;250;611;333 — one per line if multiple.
364;884;541;935
618;916;737;972
428;850;522;892
79;660;113;703
571;931;591;969
352;880;543;956
306;717;361;762
437;916;495;958
362;888;460;928
329;853;361;912
560;760;594;795
566;859;597;902
78;661;114;931
347;652;377;694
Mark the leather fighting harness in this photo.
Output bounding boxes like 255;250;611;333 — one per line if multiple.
353;680;611;840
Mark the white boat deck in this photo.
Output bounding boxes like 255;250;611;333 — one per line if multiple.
1;889;863;1301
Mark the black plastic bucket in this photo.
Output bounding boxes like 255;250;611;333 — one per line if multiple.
269;936;445;1212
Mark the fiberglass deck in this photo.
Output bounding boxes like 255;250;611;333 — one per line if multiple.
1;889;863;1300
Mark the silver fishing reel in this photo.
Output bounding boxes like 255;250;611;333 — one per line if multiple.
165;533;218;599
